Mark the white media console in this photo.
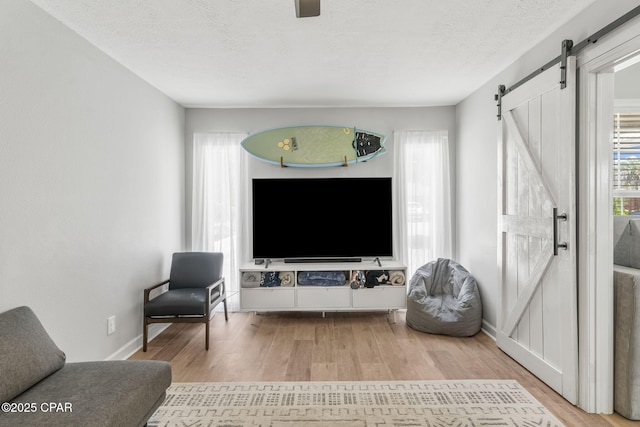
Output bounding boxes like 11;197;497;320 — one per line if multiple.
239;260;407;313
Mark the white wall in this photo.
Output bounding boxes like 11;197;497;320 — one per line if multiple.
0;0;185;361
615;61;640;99
185;107;456;262
456;0;640;333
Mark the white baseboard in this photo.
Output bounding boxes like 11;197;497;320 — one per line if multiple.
105;323;170;361
481;320;496;339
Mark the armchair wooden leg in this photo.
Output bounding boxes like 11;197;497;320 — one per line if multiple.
205;316;210;351
223;299;229;321
143;317;148;352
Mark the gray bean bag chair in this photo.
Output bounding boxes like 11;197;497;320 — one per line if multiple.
406;258;482;337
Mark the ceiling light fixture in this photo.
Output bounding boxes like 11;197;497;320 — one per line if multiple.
295;0;320;18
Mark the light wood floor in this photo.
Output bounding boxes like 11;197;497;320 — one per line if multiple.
130;310;638;426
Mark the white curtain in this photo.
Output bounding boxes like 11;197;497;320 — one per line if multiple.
394;130;452;276
192;132;247;296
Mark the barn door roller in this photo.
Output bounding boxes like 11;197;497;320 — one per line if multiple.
496;39;572;120
560;40;573;89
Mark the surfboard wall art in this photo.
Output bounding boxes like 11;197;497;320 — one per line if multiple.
241;125;387;167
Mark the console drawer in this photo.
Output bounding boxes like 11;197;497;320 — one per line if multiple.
241;288;295;310
296;287;351;309
352;286;406;309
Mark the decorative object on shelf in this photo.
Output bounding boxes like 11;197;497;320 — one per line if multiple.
389;270;406;286
298;271;347;286
364;270;390;287
260;271;281;287
241;271;262;288
241;125;386;167
279;271;295;287
350;270;365;289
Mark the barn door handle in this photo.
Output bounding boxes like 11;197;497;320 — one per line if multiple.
553;207;568;255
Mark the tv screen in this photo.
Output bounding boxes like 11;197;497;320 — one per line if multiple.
252;177;393;260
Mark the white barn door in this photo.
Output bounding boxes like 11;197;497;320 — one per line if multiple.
498;59;578;404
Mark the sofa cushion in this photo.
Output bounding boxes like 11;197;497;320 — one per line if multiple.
169;252;223;290
629;219;640;269
613;266;640;420
614;216;640;268
2;360;172;427
614;215;632;266
144;288;213;316
0;306;66;403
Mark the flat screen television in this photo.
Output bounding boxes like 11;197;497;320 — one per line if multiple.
252;177;393;261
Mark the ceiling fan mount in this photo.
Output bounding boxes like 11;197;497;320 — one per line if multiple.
295;0;320;18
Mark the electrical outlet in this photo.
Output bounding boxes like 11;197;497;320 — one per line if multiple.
107;315;116;335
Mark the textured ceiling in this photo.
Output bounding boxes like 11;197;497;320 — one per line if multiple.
30;0;598;108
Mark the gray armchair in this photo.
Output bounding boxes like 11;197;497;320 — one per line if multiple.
143;252;228;351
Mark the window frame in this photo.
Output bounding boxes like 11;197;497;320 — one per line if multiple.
612;100;640;215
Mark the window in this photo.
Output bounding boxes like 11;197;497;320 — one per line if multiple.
192;132;247;296
394;130;452;275
613;112;640;215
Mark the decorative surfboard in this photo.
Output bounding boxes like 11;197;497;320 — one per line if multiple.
241;125;386;167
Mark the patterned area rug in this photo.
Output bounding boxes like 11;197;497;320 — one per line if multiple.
148;380;565;427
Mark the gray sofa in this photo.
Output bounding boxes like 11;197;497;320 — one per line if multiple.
0;306;171;426
613;215;640;420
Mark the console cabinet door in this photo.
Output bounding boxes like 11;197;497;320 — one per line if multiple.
352;286;406;309
297;287;351;309
241;288;295;310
